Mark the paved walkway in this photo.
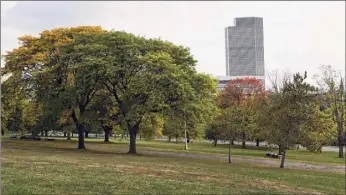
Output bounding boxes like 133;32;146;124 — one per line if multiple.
86;144;345;172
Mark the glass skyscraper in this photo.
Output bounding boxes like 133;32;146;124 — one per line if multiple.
225;17;265;81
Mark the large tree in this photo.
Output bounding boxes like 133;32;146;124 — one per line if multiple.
72;31;217;154
3;26;106;149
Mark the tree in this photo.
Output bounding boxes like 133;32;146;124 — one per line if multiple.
3;26;106;149
218;77;266;148
221;107;244;164
57;34;105;149
139;113;164;140
205;109;224;147
314;65;345;158
263;72;316;168
78;31;214;154
299;103;334;153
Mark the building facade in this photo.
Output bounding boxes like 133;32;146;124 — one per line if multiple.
225;17;265;81
216;75;265;91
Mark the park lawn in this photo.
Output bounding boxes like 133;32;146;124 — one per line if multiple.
1;139;345;195
17;136;345;165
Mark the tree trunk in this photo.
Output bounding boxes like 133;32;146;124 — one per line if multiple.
44;131;48;137
72;132;74;137
214;138;217;147
64;132;67;137
168;137;171;142
72;109;86;149
256;139;260;147
77;124;86;149
41;131;44;136
338;133;344;158
67;132;71;140
231;139;234;145
280;149;287;168
242;133;246;148
85;131;89;138
104;128;110;143
278;144;283;155
121;134;124;139
175;136;178;144
228;138;232;164
128;130;138;154
140;135;142;140
1;129;4;136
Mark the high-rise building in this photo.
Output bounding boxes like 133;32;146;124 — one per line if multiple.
225;17;265;84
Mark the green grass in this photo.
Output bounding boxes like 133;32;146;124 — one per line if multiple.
14;135;344;165
1;139;345;195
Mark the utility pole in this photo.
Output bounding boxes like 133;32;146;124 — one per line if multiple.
184;113;188;150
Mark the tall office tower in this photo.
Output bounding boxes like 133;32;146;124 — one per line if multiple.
225;17;265;83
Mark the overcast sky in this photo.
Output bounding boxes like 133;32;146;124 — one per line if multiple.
1;1;345;85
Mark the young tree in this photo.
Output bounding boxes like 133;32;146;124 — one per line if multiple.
218;77;266;148
221;107;244;164
299;103;334;153
314;65;345;158
263;72;316;168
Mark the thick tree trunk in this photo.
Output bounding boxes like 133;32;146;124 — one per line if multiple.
77;124;86;149
67;132;71;140
175;136;178;144
168;137;171;142
104;128;110;143
64;132;67;137
128;130;138;154
85;131;89;138
72;110;86;149
214;138;217;147
44;131;48;137
1;129;4;136
41;131;44;136
72;132;74;137
231;139;234;145
121;134;124;139
228;138;232;164
256;139;260;147
280;150;287;168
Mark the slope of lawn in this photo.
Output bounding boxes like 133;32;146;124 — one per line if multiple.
1;139;345;195
10;135;344;165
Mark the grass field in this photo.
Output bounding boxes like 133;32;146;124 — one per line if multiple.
12;135;345;165
1;138;345;195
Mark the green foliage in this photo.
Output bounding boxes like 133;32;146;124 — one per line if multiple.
299;104;335;153
263;72;317;150
139;114;164;140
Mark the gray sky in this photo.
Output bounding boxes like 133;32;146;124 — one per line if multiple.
1;1;345;85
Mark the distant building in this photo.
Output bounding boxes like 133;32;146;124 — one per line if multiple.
216;75;265;91
224;17;265;86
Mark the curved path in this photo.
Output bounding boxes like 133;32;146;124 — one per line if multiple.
86;144;345;173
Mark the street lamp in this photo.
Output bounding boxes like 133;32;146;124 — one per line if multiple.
184;113;188;150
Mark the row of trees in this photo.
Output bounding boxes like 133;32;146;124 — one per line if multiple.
1;26;218;153
205;67;345;168
1;26;344;168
